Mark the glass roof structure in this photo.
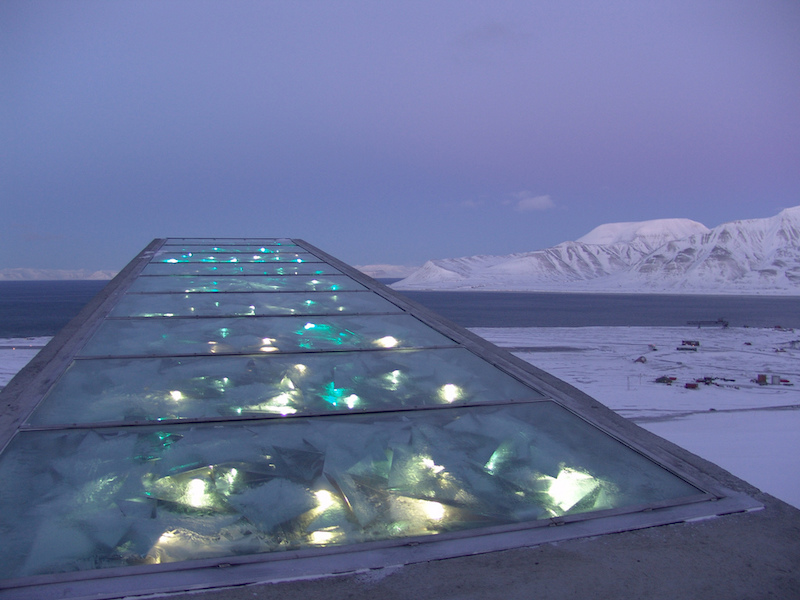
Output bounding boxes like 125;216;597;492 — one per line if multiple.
0;238;759;599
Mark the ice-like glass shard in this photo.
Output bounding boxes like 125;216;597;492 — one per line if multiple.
156;244;300;254
0;402;701;577
0;404;701;579
77;315;456;358
30;349;541;426
142;262;340;276
110;291;401;318
127;275;363;294
154;252;318;264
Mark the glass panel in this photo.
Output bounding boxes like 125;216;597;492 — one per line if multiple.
142;262;338;276
154;252;318;264
30;348;544;425
127;275;364;293
110;292;402;318
78;315;457;357
1;404;701;579
163;238;295;245
161;244;300;253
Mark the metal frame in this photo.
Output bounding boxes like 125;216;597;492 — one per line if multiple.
0;238;762;600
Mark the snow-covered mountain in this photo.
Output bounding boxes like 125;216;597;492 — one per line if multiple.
393;207;800;294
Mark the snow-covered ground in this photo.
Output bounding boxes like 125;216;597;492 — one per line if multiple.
2;328;798;509
0;337;50;389
473;325;800;509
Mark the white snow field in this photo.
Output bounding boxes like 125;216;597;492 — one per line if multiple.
473;325;800;509
2;327;798;508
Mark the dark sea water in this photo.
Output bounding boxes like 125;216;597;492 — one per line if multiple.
1;280;798;338
0;281;108;337
397;290;800;329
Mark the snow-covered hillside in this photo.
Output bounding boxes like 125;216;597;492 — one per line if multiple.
394;206;800;294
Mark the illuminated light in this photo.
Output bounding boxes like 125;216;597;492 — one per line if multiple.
309;530;336;545
331;285;339;291
157;530;177;544
310;279;320;284
546;468;599;512
314;489;335;510
385;369;403;391
260;346;278;352
304;322;316;330
169;390;183;401
261;337;275;345
185;479;208;508
419;500;446;521
219;327;230;338
163;313;174;317
375;336;399;348
229;258;238;263
439;384;461;403
208;341;218;345
166;258;179;264
294;364;307;373
190;307;195;312
421;457;445;474
338;306;345;311
304;299;316;306
344;394;359;409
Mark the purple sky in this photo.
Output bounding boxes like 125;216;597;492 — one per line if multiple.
2;1;799;272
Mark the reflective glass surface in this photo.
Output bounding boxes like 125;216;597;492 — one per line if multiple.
30;348;543;425
110;291;401;318
155;252;318;264
127;275;364;294
160;245;300;253
163;238;294;245
1;404;701;578
78;315;457;357
142;263;341;276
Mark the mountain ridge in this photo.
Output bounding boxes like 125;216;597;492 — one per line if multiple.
393;206;800;295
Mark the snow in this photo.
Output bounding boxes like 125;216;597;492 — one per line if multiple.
0;337;50;389
471;325;800;509
394;206;800;294
576;218;709;246
2;328;798;509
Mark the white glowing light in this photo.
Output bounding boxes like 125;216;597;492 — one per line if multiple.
304;322;316;330
421;457;445;474
157;530;178;544
169;390;183;401
309;530;336;545
344;394;359;409
163;313;174;317
375;336;399;348
260;346;278;353
314;489;335;510
420;500;446;521
185;479;208;508
166;258;179;263
440;384;461;403
294;364;307;373
546;468;599;512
